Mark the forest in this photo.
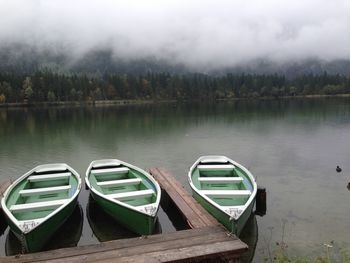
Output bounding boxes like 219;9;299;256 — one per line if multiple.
0;71;349;103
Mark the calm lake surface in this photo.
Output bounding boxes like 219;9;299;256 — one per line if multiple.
0;98;350;261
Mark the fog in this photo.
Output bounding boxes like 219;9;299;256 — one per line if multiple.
1;0;350;70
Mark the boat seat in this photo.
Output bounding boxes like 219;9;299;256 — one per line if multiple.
91;167;129;176
198;177;243;183
28;172;71;182
10;199;68;213
201;190;251;198
197;164;235;171
97;178;142;187
107;189;154;200
35;166;68;173
200;157;228;164
19;185;71;197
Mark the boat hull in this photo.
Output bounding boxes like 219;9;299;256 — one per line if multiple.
5;195;78;253
90;191;157;235
192;189;254;236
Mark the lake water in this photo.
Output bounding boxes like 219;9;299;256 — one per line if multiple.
0;98;349;261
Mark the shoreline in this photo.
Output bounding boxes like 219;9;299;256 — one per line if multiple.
0;99;176;108
0;94;349;108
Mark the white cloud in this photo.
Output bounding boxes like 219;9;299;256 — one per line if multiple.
0;0;350;70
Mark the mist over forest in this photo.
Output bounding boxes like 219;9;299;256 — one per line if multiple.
1;0;350;104
1;0;350;76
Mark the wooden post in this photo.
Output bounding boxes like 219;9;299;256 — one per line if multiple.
255;186;266;216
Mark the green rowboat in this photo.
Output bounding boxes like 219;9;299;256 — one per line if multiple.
85;159;161;235
1;163;82;252
188;156;257;236
6;204;83;255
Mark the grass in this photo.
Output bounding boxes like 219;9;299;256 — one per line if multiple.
262;219;350;263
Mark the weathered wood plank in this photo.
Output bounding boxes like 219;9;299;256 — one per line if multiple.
154;167;218;226
36;229;241;263
0;180;11;210
84;241;244;263
149;167;219;228
0;180;11;196
7;226;246;263
155;174;205;228
3;226;232;262
150;167;209;228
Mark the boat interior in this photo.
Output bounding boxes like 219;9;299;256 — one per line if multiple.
89;164;157;208
192;162;252;206
6;169;78;221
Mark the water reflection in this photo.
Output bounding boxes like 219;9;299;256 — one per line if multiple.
86;195;161;242
1;98;350;140
5;204;83;256
240;214;258;263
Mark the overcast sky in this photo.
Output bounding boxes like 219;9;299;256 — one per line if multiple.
1;0;350;70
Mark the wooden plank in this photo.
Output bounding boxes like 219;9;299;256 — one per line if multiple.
150;167;207;227
6;226;247;263
198;177;243;183
197;164;235;171
149;167;219;228
152;169;205;228
28;173;71;182
106;189;154;200
91;167;129;175
199;157;229;164
4;226;228;262
97;178;141;187
0;180;12;210
10;199;67;213
0;180;11;196
101;241;245;263
201;190;251;198
58;239;245;263
19;185;71;197
155;167;219;226
36;228;235;262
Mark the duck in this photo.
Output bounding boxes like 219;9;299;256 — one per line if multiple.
336;166;342;173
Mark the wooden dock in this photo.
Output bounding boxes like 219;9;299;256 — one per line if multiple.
0;180;11;207
149;167;220;229
0;169;248;263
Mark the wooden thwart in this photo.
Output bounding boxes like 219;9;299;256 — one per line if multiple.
28;173;71;182
106;189;154;200
199;177;243;183
19;185;71;197
91;167;129;175
97;178;141;187
201;190;251;198
197;164;235;171
10;199;67;213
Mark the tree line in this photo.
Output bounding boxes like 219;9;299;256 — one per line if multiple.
0;71;349;103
